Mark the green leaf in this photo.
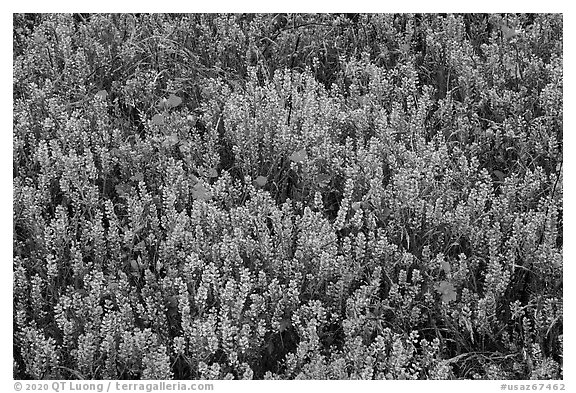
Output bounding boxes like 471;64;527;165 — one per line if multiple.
435;281;457;303
207;168;218;178
255;175;267;187
501;25;518;40
109;148;121;158
162;134;179;148
130;172;144;182
279;318;291;332
317;173;331;188
289;148;307;163
152;114;164;125
440;260;451;274
95;89;108;99
130;259;139;271
380;206;392;219
266;340;274;355
493;170;505;182
115;183;132;197
167;94;182;108
192;182;211;201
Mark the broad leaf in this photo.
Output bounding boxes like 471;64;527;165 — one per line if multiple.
289;148;307;163
192;182;211;201
162;134;179;148
130;259;140;271
167;94;182;108
95;89;108;99
435;281;457;303
493;170;505;182
255;176;267;187
501;25;518;40
207;168;218;178
152;114;164;125
130;172;144;182
279;318;291;332
317;173;331;188
380;206;392;219
440;260;451;274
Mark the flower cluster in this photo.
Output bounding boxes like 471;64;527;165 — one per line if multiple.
13;13;562;380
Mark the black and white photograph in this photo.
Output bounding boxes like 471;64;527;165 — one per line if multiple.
11;10;564;386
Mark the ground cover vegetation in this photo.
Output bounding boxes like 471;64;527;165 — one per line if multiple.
13;13;562;380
